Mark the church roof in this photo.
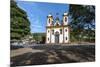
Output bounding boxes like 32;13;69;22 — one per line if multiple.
63;12;68;16
55;17;60;21
54;17;61;26
64;12;68;15
47;14;53;18
48;14;52;17
47;12;68;26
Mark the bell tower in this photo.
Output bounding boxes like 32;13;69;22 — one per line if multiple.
63;12;70;43
47;14;53;26
63;12;68;25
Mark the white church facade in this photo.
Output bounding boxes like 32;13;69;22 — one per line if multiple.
46;12;70;44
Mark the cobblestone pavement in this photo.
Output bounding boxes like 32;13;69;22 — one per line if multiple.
11;44;95;66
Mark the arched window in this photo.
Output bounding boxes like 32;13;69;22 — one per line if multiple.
65;17;67;22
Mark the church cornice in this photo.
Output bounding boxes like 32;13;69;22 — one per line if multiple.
46;25;70;28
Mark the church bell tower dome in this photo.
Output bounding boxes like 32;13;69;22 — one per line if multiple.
63;12;68;25
47;14;53;26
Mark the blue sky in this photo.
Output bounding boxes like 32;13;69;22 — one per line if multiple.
16;1;69;33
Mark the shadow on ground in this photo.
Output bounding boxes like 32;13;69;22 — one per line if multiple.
11;45;95;67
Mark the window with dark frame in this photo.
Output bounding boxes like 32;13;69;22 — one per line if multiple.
52;29;54;34
60;29;62;34
48;30;49;33
66;37;67;40
48;38;49;41
56;23;59;26
49;19;50;23
65;17;67;22
65;29;67;32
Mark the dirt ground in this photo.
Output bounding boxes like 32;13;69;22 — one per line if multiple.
10;45;95;66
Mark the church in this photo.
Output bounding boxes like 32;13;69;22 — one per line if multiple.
46;12;70;44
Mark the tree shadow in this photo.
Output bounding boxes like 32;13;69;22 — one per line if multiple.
11;45;95;67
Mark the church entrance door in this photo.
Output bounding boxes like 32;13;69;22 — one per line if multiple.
55;31;59;43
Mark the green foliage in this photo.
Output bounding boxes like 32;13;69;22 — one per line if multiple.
69;4;95;42
11;0;30;40
32;33;46;43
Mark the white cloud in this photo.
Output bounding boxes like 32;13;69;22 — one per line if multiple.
31;20;44;29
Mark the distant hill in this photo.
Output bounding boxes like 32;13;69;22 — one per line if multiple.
32;33;46;43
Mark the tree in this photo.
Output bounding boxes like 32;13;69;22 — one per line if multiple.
10;0;30;40
32;33;46;44
69;4;95;42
